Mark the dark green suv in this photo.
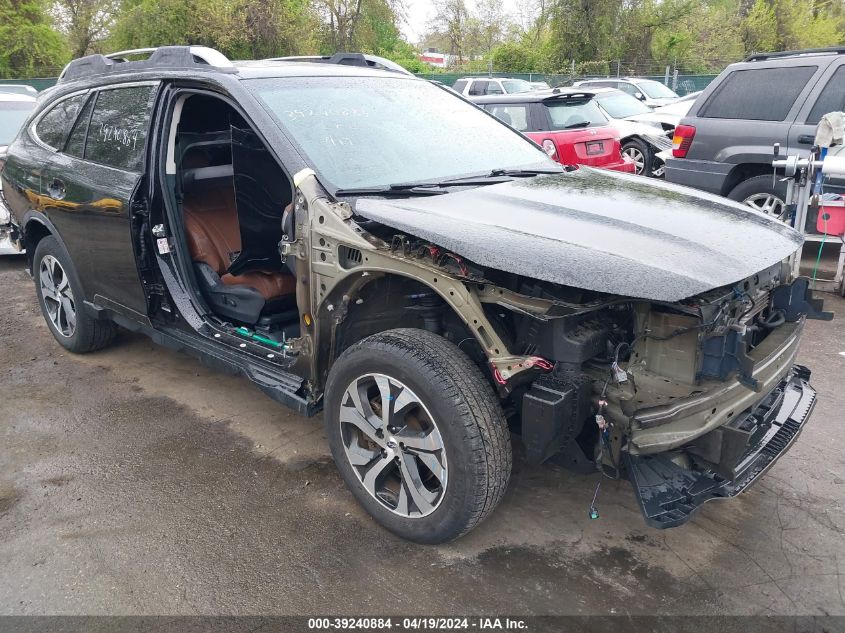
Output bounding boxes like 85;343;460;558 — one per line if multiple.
0;46;827;542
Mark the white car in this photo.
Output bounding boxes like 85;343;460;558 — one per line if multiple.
573;77;680;108
586;87;677;177
451;77;534;97
0;91;36;254
633;91;700;126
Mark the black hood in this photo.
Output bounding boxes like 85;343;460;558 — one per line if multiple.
354;169;802;302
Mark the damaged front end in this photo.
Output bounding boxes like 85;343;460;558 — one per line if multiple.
314;170;829;529
495;268;828;528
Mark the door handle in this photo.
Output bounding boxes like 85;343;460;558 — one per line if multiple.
47;178;66;200
797;134;815;145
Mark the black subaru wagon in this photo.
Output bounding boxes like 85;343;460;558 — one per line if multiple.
0;46;825;542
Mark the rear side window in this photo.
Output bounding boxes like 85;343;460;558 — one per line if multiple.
63;94;95;158
452;79;468;93
806;65;845;124
486;104;530;131
33;94;87;149
85;85;156;171
700;66;817;121
616;82;639;96
545;98;607;129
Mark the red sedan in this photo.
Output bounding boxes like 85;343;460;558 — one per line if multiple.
471;90;635;173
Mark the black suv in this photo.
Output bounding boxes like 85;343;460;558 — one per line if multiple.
0;46;826;542
666;47;845;218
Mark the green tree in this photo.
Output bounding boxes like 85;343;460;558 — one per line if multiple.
0;0;68;77
742;0;777;53
51;0;119;57
491;41;538;72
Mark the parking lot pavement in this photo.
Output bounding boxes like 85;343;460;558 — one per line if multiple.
1;253;844;617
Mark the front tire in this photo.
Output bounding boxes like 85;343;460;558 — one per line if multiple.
33;236;116;353
324;329;512;543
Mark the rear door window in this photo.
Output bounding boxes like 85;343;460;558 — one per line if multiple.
485;82;504;95
84;85;157;171
452;79;468;94
468;80;489;96
806;65;845;124
33;94;88;149
700;66;817;121
486;104;530;131
616;82;639;96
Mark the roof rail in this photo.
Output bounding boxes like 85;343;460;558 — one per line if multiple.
744;46;845;62
58;46;235;83
265;52;413;76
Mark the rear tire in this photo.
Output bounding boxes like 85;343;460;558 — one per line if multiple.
324;328;512;543
728;175;788;220
33;236;116;353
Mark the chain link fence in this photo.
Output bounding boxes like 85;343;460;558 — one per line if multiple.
414;72;718;96
0;77;59;91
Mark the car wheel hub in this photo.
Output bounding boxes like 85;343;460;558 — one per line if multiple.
339;373;447;518
743;193;787;220
622;147;645;174
39;255;76;338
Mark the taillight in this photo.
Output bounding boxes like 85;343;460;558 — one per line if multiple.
672;125;696;158
541;139;557;160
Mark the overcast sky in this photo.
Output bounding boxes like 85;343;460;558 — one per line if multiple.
401;0;521;44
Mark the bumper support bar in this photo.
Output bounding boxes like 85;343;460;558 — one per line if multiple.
625;364;816;528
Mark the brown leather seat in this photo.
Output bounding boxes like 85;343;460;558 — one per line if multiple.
182;187;296;300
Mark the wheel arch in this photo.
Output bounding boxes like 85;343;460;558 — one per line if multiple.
721;163;772;197
313;269;499;393
22;213;62;272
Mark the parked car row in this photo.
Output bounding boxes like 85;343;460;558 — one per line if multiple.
455;75;688;178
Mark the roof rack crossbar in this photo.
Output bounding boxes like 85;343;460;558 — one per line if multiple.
58;46;235;83
264;52;412;76
744;46;845;62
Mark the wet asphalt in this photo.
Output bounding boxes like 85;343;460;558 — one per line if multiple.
1;253;845;617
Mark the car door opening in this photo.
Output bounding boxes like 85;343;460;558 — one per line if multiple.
167;93;299;344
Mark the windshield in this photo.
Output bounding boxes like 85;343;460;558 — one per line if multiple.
248;77;555;190
545;98;607;129
635;80;678;99
0;101;34;145
502;79;532;94
594;91;651;118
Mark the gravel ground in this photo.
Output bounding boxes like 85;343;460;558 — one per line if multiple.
1;253;844;617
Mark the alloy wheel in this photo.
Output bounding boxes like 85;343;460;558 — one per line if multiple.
338;373;447;518
39;255;76;338
622;146;646;175
743;193;787;220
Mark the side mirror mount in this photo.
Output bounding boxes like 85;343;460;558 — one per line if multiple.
635;92;644;100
